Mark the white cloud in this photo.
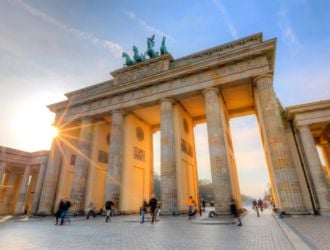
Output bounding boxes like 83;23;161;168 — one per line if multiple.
124;10;175;43
277;5;301;49
12;0;123;57
211;0;238;39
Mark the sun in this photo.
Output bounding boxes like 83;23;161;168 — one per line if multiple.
50;125;59;138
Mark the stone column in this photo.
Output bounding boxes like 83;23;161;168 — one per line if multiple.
254;74;306;212
70;117;94;212
320;140;330;176
160;98;177;213
38;138;62;214
203;88;232;213
299;126;330;213
149;130;154;197
0;162;6;186
15;165;31;214
105;110;124;208
31;157;48;213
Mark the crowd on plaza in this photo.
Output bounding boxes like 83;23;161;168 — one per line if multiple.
53;194;273;227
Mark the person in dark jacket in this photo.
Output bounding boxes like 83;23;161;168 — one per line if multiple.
230;198;242;226
55;199;65;225
60;198;71;225
148;194;158;224
105;200;114;222
140;199;148;224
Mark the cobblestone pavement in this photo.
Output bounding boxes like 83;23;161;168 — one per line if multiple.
0;208;293;250
284;215;330;250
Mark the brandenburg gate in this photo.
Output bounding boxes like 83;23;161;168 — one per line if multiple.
1;33;329;216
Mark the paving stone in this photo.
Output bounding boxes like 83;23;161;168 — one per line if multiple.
284;215;330;250
0;208;293;250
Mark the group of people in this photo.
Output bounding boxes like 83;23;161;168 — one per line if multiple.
54;195;244;227
140;194;159;224
252;198;269;217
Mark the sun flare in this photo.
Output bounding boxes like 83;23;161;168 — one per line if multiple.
50;126;59;138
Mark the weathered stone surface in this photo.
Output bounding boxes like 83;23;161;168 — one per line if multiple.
31;158;48;213
15;165;31;214
70;117;94;212
111;54;173;86
104;111;124;207
38;140;62;214
299;125;330;213
203;88;232;213
160;98;177;213
254;74;306;212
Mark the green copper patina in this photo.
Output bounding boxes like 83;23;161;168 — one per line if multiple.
133;46;146;63
122;35;169;67
145;34;159;59
122;52;134;66
160;36;168;55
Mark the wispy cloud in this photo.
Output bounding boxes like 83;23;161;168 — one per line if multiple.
211;0;238;39
277;5;301;48
12;0;123;56
124;10;175;43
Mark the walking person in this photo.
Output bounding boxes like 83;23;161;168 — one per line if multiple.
149;194;158;224
60;198;71;225
258;198;263;212
253;199;259;217
55;198;65;225
230;198;242;226
187;196;194;220
105;200;114;222
86;202;96;219
201;198;206;212
140;199;148;224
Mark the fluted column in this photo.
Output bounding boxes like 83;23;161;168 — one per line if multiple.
31;157;48;213
105;110;124;208
70;117;94;212
203;88;232;213
0;162;6;186
254;74;306;212
299;126;330;213
160;98;177;213
15;165;31;214
38;138;62;214
320;140;330;175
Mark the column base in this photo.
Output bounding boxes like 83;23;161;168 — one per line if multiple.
319;209;330;216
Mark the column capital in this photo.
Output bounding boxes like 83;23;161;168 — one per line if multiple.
159;97;176;104
253;74;273;84
297;125;310;131
110;109;126;116
38;156;49;166
202;87;219;96
80;116;94;123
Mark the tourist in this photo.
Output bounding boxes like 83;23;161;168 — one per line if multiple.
253;199;259;217
60;198;71;225
140;199;148;224
230;198;242;226
105;200;114;222
86;202;96;219
187;197;197;220
187;196;194;219
258;198;263;212
202;198;206;212
149;194;158;224
55;198;65;225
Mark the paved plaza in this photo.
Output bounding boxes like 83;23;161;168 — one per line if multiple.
0;208;303;250
284;215;330;250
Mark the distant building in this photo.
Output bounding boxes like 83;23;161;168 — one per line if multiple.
0;146;48;215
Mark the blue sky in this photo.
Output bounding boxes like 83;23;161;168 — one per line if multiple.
0;0;329;198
